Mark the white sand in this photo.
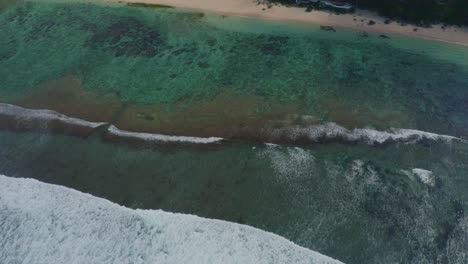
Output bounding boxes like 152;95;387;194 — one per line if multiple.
107;0;468;46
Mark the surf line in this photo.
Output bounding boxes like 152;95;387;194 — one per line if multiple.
0;103;224;145
267;122;466;146
0;103;465;147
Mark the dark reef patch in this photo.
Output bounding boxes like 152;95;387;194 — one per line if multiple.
258;35;289;55
26;18;61;40
171;47;197;56
0;48;16;61
85;18;166;58
0;38;17;61
198;61;210;68
206;39;217;46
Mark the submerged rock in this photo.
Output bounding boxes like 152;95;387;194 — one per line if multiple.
320;25;336;32
359;31;369;38
258;34;290;55
85;18;166;58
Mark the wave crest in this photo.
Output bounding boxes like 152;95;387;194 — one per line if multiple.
269;122;462;145
1;103;464;146
0;103;223;144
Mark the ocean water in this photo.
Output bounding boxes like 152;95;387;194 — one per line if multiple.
0;131;467;263
1;175;342;264
1;0;468;263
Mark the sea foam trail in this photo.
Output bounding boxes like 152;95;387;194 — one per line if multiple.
106;125;223;144
0;103;223;144
0;103;463;146
269;122;463;145
0;175;342;264
0;103;105;137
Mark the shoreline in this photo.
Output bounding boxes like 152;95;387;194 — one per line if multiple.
105;0;468;47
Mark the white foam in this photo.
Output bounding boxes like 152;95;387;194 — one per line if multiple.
107;125;223;144
346;160;365;182
445;216;468;263
0;103;105;129
355;127;458;144
412;168;435;187
271;122;462;145
0;103;223;144
0;175;342;264
260;146;315;180
345;160;378;186
2;103;460;146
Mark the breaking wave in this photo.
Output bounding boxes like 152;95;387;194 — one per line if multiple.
0;175;342;264
0;103;105;137
0;103;223;144
106;125;223;144
1;103;464;146
268;122;463;145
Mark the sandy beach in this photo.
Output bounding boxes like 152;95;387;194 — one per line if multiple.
107;0;468;46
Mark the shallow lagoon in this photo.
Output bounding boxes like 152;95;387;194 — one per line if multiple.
1;0;468;137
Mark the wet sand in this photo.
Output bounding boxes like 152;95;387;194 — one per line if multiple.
106;0;468;47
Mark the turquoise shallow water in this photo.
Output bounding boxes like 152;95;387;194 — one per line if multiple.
1;1;468;263
1;0;468;136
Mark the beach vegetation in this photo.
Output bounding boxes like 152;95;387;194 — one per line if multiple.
264;0;468;26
